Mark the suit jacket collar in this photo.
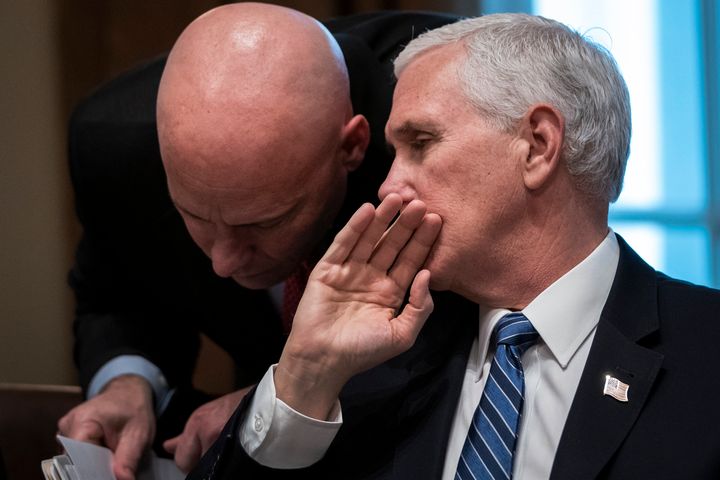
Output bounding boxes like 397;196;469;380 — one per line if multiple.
321;291;477;479
550;234;665;479
390;292;478;479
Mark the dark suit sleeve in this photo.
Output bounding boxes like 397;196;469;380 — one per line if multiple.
68;56;204;393
325;10;462;61
68;55;286;433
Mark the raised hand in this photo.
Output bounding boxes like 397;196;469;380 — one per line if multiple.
275;193;441;419
163;386;253;473
58;375;156;480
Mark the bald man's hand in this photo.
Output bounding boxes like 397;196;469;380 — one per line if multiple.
58;375;155;480
275;193;440;420
163;386;252;473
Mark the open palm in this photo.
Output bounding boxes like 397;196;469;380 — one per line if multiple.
276;194;441;419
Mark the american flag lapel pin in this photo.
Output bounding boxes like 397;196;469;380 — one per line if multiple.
603;375;629;402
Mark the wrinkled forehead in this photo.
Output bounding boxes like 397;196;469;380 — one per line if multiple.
162;137;309;223
163;121;329;187
160;81;341;165
387;45;466;135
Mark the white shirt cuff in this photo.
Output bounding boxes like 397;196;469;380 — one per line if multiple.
87;355;173;413
240;364;342;469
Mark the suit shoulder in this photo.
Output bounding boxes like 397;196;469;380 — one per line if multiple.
656;272;720;308
325;11;461;62
655;273;720;341
325;10;461;32
68;56;166;189
72;55;167;127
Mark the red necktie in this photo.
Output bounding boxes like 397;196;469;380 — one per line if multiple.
281;261;311;335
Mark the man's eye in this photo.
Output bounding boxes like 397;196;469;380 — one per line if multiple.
255;218;283;229
182;212;209;224
409;138;431;151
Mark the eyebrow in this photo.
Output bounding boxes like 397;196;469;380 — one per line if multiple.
172;200;207;221
171;198;298;228
386;120;443;140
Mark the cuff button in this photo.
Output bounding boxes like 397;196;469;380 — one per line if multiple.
254;415;264;432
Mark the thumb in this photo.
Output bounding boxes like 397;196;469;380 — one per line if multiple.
163;435;180;454
394;269;434;346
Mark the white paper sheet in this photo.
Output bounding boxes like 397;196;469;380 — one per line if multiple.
55;436;184;480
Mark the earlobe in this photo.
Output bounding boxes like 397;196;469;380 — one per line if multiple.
339;115;370;172
521;104;564;191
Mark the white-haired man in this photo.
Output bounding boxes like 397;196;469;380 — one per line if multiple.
189;13;720;480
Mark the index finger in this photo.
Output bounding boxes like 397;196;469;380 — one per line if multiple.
388;213;442;288
320;202;376;265
347;193;403;263
113;428;151;480
369;199;426;272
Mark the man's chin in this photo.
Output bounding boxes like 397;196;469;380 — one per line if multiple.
427;272;452;292
424;255;450;292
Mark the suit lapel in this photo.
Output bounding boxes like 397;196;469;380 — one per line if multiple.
550;236;664;479
391;293;478;479
550;318;663;478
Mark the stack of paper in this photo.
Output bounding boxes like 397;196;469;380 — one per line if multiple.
41;436;184;480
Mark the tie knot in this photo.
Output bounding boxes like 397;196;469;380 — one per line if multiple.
495;312;538;351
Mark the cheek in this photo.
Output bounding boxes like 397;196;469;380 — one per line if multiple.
413;177;463;221
252;224;310;261
265;213;332;264
421;189;477;260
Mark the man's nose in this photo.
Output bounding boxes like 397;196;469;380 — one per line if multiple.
210;226;253;278
378;165;413;202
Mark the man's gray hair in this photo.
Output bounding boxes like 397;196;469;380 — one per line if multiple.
395;14;631;203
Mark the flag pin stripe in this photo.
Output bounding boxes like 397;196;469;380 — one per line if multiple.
603;375;629;402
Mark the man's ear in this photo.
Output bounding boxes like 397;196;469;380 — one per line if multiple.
518;104;564;191
339;114;370;172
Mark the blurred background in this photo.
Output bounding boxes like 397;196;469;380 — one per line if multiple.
1;0;718;389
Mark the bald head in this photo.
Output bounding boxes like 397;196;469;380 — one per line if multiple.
156;3;369;288
157;2;353;177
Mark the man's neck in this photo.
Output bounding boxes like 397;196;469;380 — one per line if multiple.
459;192;609;310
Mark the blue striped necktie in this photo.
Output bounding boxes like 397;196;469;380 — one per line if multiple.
455;312;539;480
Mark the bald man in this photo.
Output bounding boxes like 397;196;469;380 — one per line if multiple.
60;4;458;479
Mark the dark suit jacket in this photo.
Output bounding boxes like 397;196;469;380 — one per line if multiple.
188;236;720;479
67;11;460;445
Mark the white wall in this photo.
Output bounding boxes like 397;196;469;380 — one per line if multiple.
0;0;76;385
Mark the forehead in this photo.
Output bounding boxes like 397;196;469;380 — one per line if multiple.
387;44;469;136
162;129;317;222
166;153;292;194
161;101;337;192
166;153;301;209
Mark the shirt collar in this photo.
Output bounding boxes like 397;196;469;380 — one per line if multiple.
470;307;511;382
472;230;619;377
523;230;619;367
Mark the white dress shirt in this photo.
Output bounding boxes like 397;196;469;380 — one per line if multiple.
242;231;620;478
